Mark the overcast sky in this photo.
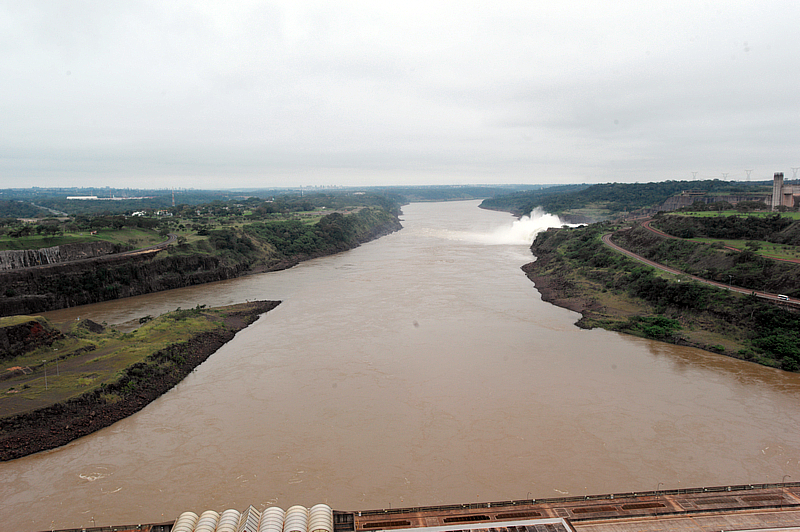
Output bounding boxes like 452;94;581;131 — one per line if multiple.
1;1;798;189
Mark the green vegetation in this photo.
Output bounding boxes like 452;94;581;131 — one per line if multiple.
0;303;274;418
0;212;165;250
0;192;404;316
0;227;164;251
368;184;540;203
481;179;778;220
158;205;401;269
0;191;403;250
653;212;800;247
479;184;591;216
676;210;800;220
0;200;50;218
244;207;399;259
0;301;278;460
616;315;682;341
652;212;797;241
689;239;800;260
483;180;728;217
0;184;531;218
528;222;800;371
615;224;800;297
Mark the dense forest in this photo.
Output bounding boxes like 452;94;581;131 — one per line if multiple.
479;184;589;215
0;200;51;218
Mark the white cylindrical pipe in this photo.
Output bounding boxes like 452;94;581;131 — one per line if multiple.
284;506;308;532
171;512;198;532
259;506;286;532
217;508;242;532
309;503;332;530
172;510;199;532
194;509;220;532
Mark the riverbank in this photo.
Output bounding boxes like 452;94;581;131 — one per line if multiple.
522;255;752;357
0;211;401;317
0;300;279;461
523;224;800;370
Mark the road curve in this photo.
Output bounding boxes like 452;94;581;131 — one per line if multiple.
601;232;799;305
641;218;800;264
120;232;177;256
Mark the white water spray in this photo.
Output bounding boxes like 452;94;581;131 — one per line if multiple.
486;207;565;245
427;207;572;245
468;207;567;245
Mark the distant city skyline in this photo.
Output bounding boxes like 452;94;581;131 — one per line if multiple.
1;1;798;189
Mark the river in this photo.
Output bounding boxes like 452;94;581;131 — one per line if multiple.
2;200;800;532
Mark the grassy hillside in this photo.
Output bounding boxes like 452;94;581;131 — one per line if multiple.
653;212;800;246
526;222;800;371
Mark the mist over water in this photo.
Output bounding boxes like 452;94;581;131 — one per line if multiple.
430;207;566;245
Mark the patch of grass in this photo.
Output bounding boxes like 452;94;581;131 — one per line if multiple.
100;393;122;404
76;374;98;387
678;211;800;220
0;228;163;251
616;315;682;340
689;238;800;260
0;304;253;418
0;315;44;327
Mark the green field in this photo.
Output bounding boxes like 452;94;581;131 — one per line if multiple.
689;238;800;260
0;227;164;251
677;210;800;220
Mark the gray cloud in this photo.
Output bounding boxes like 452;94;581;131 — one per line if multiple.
1;1;798;188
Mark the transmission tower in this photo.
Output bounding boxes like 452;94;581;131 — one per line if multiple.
722;173;729;180
745;169;753;181
792;167;800;183
692;171;698;180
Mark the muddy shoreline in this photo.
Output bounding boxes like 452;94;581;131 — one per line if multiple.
0;301;279;461
522;262;589;315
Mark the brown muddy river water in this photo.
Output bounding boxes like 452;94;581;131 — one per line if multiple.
2;201;800;532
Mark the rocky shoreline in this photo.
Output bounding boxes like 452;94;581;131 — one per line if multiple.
521;261;609;330
0;300;279;461
522;262;586;315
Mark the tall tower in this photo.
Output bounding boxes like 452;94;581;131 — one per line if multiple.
772;172;784;211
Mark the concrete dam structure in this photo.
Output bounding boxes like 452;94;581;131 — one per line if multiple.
772;172;800;211
41;483;800;532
